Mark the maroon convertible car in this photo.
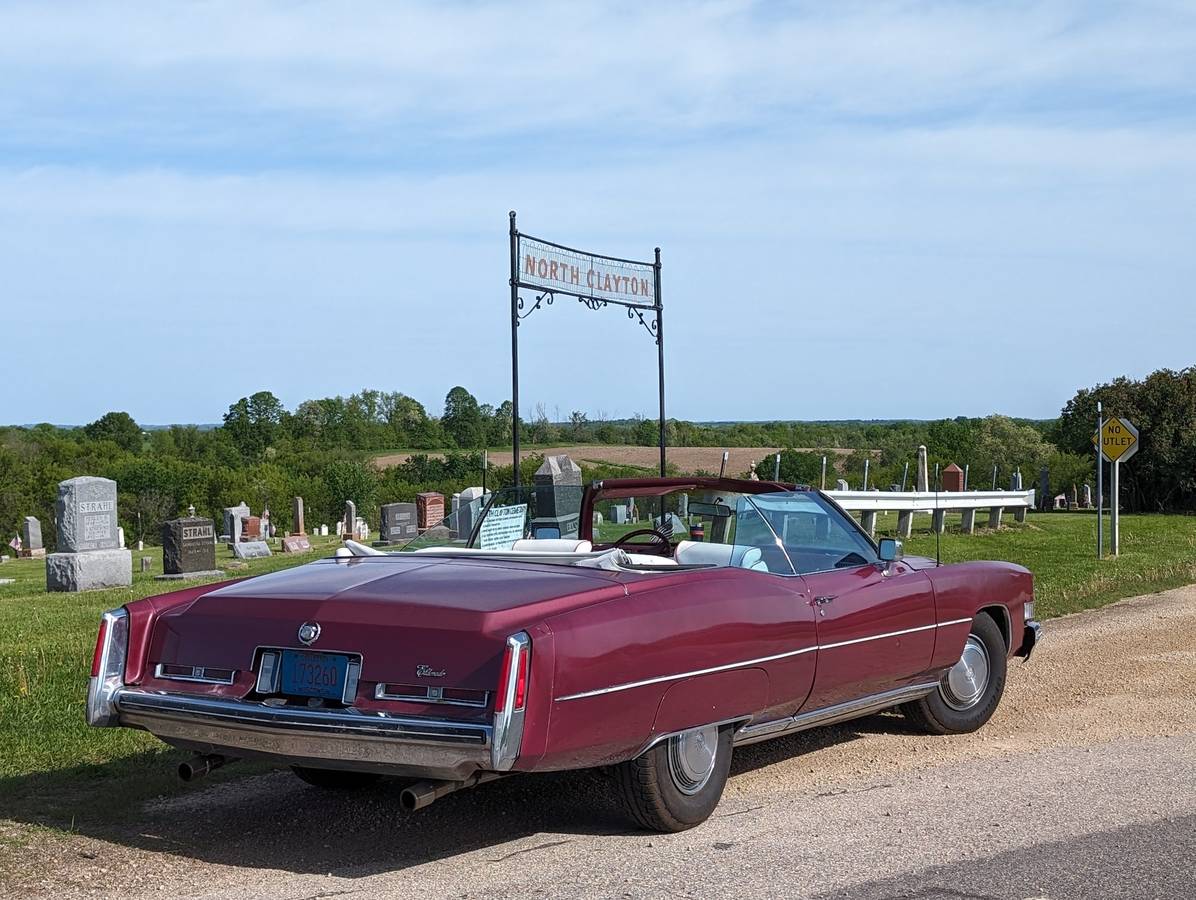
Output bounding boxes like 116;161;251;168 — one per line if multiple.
88;477;1041;832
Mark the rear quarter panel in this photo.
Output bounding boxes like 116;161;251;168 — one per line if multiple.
529;568;813;771
924;561;1033;670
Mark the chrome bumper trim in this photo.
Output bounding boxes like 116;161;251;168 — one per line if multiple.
1019;621;1043;660
114;689;493;779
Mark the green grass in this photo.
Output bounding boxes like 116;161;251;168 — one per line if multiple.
2;513;1195;832
892;511;1196;616
0;536;343;825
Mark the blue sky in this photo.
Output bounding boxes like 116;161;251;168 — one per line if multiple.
2;0;1194;426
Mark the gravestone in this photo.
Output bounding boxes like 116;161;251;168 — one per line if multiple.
46;476;131;591
341;500;357;540
223;503;249;543
916;446;929;492
611;504;629;525
1009;470;1023;491
243;515;262;540
416;493;445;530
835;479;849;491
1082;484;1093;509
20;517;45;559
1038;468;1050;511
282;534;312;553
292;496;306;535
232;540;272;560
319;524;328;537
942;463;964;492
56;476;119;552
531;455;582;539
160;517;220;578
380;502;419;544
455;486;487;541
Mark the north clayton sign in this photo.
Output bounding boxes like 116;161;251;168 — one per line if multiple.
517;235;656;307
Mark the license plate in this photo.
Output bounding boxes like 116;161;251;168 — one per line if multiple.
280;650;350;700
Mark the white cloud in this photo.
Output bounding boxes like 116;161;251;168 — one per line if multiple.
1;1;1193;139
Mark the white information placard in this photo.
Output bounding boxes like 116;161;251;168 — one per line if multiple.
478;503;528;550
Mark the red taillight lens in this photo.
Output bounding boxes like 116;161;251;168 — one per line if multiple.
512;651;529;710
494;645;513;713
91;618;109;677
494;636;530;714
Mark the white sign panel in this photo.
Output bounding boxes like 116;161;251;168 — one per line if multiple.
478;503;528;551
517;236;655;307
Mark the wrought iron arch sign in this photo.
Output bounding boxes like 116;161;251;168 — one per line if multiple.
508;211;665;482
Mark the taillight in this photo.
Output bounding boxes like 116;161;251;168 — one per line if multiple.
86;608;129;727
491;631;531;771
91;618;109;677
494;634;531;713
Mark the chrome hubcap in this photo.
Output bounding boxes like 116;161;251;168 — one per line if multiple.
940;636;990;711
667;725;719;795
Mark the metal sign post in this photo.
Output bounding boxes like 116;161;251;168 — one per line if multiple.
1096;402;1103;558
1092;413;1139;559
508;211;665;482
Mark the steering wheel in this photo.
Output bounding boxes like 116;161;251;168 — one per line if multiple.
613;528;673;555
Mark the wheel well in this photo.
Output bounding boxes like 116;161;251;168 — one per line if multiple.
977;605;1011;652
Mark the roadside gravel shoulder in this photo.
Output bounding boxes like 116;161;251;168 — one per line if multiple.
2;584;1194;900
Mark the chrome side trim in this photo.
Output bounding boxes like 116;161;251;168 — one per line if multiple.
733;682;938;747
554;644;818;702
491;632;530;771
819;617;972;651
554;619;973;702
154;664;237;686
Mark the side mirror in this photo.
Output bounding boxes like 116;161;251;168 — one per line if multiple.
878;538;903;563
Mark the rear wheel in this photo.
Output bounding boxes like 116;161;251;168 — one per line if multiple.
291;766;382;790
903;612;1007;735
615;724;733;832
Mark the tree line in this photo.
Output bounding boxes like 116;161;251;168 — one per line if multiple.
2;366;1191;550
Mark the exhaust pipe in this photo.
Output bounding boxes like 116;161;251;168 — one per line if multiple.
399;772;503;812
178;753;229;782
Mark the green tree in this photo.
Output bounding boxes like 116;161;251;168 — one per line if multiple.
84;411;142;453
442;387;485;448
223;391;285;459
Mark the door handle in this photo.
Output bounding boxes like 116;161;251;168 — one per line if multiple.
814;595;836;605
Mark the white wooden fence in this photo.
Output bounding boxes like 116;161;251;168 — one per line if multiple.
823;489;1036;537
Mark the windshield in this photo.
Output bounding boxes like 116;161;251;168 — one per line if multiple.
747;491;878;573
395;484;878;576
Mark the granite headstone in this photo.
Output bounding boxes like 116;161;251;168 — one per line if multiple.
380;502;419;543
56;476;119;552
161;517;217;575
232;540;272;560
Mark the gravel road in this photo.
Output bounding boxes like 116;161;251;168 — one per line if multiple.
3;585;1194;899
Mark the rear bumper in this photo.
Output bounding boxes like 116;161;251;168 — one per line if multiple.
1017;621;1043;660
114;689;494;780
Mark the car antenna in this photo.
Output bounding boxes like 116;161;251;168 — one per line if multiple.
934;462;941;567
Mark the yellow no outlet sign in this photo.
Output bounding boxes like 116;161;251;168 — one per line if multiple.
1092;416;1139;463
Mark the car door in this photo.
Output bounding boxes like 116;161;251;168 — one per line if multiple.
751;491;937;711
799;560;936;710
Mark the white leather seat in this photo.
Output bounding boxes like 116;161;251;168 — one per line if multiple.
674;540;769;572
511;538;593;553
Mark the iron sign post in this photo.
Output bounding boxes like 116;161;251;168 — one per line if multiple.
1093;414;1139;559
1096;401;1103;559
507;211;666;480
